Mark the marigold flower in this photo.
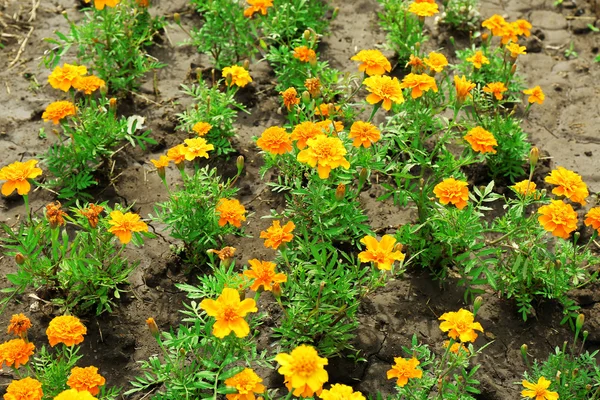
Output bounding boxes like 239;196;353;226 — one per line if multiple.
7;314;32;337
349;121;381;148
0;160;43;196
83;0;120;10
136;0;149;6
433;178;469;209
297;135;350;179
281;88;300;110
80;203;104;229
466;51;490;69
483;82;508;100
443;340;470;355
363;75;404;111
46;201;68;228
244;259;287;292
545;167;588;205
225;368;266;400
584;208;600;233
408;2;439;17
256;126;292;155
222;65;252;88
521;377;559;400
293;46;317;63
72;75;106;95
406;54;425;72
216;198;247;228
523;86;545;105
167;144;187;165
316;120;344;134
275;345;328;398
320;384;366;400
506;43;527;58
67;366;106;396
107;210;148;244
500;22;519;44
207;246;237;261
260;220;295;249
512;180;538;197
48;64;87;92
424;51;448;73
439;308;483;342
464;126;497;154
200;287;257;338
0;339;35;369
400;73;438;99
514;19;532;37
183;137;214;161
482;14;507;36
291;121;322;149
42;101;77;124
351;49;392;76
54;389;97;400
150;155;169;169
314;103;341;118
358;235;405;270
387;357;422;387
192;121;212;137
454;75;476;102
4;377;43;400
243;0;273;17
304;77;322;97
46;316;86;347
538;200;578;239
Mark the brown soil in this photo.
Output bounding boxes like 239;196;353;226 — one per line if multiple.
1;0;599;398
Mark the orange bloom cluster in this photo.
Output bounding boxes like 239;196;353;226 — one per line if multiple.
4;377;43;400
275;344;329;397
439;308;484;343
433;178;469;210
454;75;476;102
293;46;317;63
48;64;87;92
224;368;266;400
192;121;212;137
0;159;43;196
7;314;32;337
483;82;508;100
400;73;438;99
424;51;448;73
358;235;405;270
260;220;295;249
281;87;300;110
42;101;77;124
464;126;498;154
320;384;366;400
83;0;120;10
584;208;600;233
200;287;257;338
67;366;106;396
222;65;253;87
46;315;87;347
314;103;341;118
545;167;589;205
291;121;322;149
297;135;350;179
349;121;381;148
482;14;532;44
408;1;439;17
351;49;392;76
243;259;287;291
216;198;247;228
466;51;490;69
363;75;404;111
387;357;422;387
257;126;293;155
0;338;35;369
80;203;104;228
538;200;578;239
524;86;545;105
243;0;273;18
46;201;68;228
108;210;148;244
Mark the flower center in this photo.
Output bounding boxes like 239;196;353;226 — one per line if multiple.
223;306;239;322
293;356;317;377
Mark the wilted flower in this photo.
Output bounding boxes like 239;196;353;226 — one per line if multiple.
0;339;35;369
523;86;545;105
67;366;106;396
433;178;469;210
80;203;104;229
222;65;252;87
358;235;405;270
7;314;32;337
4;377;43;400
545;167;589;205
464;126;497;154
107;210;148;244
200;287;257;338
244;259;287;291
145;317;159;338
400;73;438;99
454;75;476;102
466;51;490;69
406;54;425;72
387;357;422;387
216;198;247;228
521;377;559;400
72;75;106;95
320;384;366;400
281;88;300;110
46;201;68;228
48;64;87;92
224;368;266;400
275;345;328;398
293;46;317;63
291;121;322;149
439;308;483;342
183;137;214;161
0;160;43;196
483;82;508;100
538;200;578;239
424;51;448;73
297;135;350;179
363;75;404;111
42;101;77;124
243;0;273;17
260;220;295;249
349;121;381;148
192;122;212;137
304;77;322;97
351;49;392;76
207;246;237;262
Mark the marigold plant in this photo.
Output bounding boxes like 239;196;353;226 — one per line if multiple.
521;377;559;400
584;207;600;233
4;377;43;400
400;73;438;99
67;366;106;396
466;50;489;69
297;135;350;179
7;314;32;337
257;126;293;155
524;86;545;105
438;308;483;343
0;338;35;369
222;65;253;87
42;101;77;125
47;64;87;92
224;368;266;399
319;384;366;400
107;210;149;245
483;81;508;100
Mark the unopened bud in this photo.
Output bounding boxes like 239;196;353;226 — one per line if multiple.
529;147;539;167
586;384;592;391
259;39;267;50
573;231;580;243
576;313;585;331
393;243;403;253
301;90;311;104
473;296;483;316
309;55;318;67
173;13;181;24
359;168;368;187
520;344;528;363
583;330;588;341
206;95;211;113
236;155;245;175
100;85;108;96
556;370;561;380
242;59;250;70
328;103;337;116
573;369;579;377
481;32;489;41
332;7;339;19
510;63;517;75
273;283;282;298
335;184;346;201
303;30;311;41
156;166;166;180
15;253;26;265
146;317;159;338
225;73;233;87
109;97;117;112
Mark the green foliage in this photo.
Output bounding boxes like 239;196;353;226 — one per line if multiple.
439;0;481;31
263;0;332;43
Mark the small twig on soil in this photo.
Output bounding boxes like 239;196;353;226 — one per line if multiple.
96;320;104;343
8;26;33;68
129;90;163;107
28;0;40;22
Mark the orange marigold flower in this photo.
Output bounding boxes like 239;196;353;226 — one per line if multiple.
48;64;87;92
363;75;404;111
406;54;425;72
257;126;293;155
584;208;600;233
167;144;187;165
297;135;350;179
512;180;538;197
466;51;490;69
200;287;257;338
0;339;35;369
136;0;149;6
243;259;287;291
216;198;247;228
42;101;77;124
320;384;366;400
454;75;476;102
293;46;317;63
207;246;237;261
304;77;321;97
538;200;578;239
275;345;328;398
349;121;381;148
183;137;214;161
54;389;97;400
387;357;422;387
523;86;545;105
80;203;104;229
46;201;68;228
4;377;43;400
400;73;438;99
443;340;470;355
260;220;295;249
72;75;106;95
291;121;322;149
464;126;498;154
514;19;532;37
46;316;86;347
522;377;559;400
314;103;341;118
351;49;392;76
434;178;469;210
192;121;212;137
107;210;148;244
67;366;106;396
0;160;43;196
7;314;32;337
506;42;527;58
500;22;519;44
316;120;343;134
222;65;252;87
243;0;273;17
545;167;589;206
482;14;507;36
408;2;439;17
439;308;483;342
150;155;170;169
281;87;300;110
424;51;448;73
83;0;120;10
225;368;266;400
358;235;405;271
483;82;508;100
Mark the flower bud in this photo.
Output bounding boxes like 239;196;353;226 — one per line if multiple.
481;32;489;41
236;155;245;175
359;168;368;187
242;59;250;70
100;85;108;96
109;98;117;112
156;166;166;180
301;91;311;105
309;55;318;67
332;7;339;19
510;63;517;75
146;317;159;338
15;253;26;265
576;313;585;331
273;283;282;298
328;103;337;117
583;330;588;341
520;344;528;363
173;13;181;24
473;296;483;316
335;184;346;201
529;147;539;168
303;30;311;41
394;243;403;253
259;39;268;50
573;231;580;243
225;73;233;87
586;384;592;391
556;370;561;380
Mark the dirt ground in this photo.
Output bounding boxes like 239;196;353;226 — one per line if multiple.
0;0;599;398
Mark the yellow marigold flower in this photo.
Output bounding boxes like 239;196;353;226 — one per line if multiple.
349;121;381;148
0;160;43;196
297;135;350;179
315;103;341;118
244;259;287;292
67;366;106;396
538;200;578;239
521;377;559;400
351;49;392;76
225;368;266;400
506;43;527;58
523;86;545;105
358;235;405;270
150;155;169;169
183;137;214;161
0;339;35;369
584;207;600;233
406;54;425;72
466;51;490;69
4;377;43;400
305;77;321;97
200;287;257;338
107;210;149;244
443;340;470;355
439;308;483;342
72;75;106;95
316;120;344;134
275;345;328;398
433;178;469;210
167;144;187;165
207;246;237;261
514;19;532;37
7;314;32;337
500;22;519;45
387;357;422;387
483;82;508;100
424;51;448;73
454;75;476;102
400;73;438;99
408;2;439;17
243;0;273;17
216;198;247;228
80;203;104;229
293;46;317;63
42;101;77;124
257;126;293;155
464;126;498;154
46;201;68;228
281;87;300;110
222;65;252;87
260;220;295;249
46;316;86;347
54;389;97;400
291;121;322;150
545;167;588;206
320;384;366;400
83;0;120;10
512;180;538;197
482;14;507;36
192;122;212;137
363;75;404;111
48;64;87;92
